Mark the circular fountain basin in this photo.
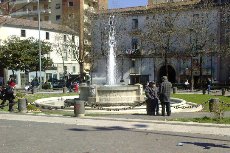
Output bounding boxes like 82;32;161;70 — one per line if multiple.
87;84;144;106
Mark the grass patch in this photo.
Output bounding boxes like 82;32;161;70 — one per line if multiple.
170;116;230;124
25;92;78;104
172;94;230;111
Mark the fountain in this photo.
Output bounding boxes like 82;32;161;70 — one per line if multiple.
80;15;144;106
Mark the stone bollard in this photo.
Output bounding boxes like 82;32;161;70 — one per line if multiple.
18;98;27;113
209;98;220;112
32;87;37;94
221;88;226;96
202;88;206;95
173;87;177;94
63;87;67;94
74;99;85;117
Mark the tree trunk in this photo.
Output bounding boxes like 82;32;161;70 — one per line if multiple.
199;56;203;88
165;53;168;78
190;56;194;91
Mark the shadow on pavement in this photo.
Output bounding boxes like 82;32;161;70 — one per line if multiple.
67;126;230;143
181;141;230;149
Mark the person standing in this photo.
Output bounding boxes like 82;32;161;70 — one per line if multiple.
184;80;189;90
206;78;211;94
0;84;15;112
159;76;172;116
145;81;159;116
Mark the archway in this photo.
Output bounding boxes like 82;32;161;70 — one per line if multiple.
158;65;176;83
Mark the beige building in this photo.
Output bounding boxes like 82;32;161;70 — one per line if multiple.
91;1;230;87
0;0;108;75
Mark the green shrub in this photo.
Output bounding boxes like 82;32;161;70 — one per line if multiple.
42;82;51;89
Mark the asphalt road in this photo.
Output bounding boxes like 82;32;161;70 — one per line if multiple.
0;119;229;153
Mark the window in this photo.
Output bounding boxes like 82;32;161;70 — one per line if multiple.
56;15;61;21
55;3;60;9
46;32;49;40
132;19;138;29
21;30;26;37
68;1;73;7
192;14;199;23
44;4;48;9
72;66;76;73
33;5;37;11
72;35;75;42
72;50;76;59
33;17;38;21
64;66;67;73
44;15;49;21
131;59;135;67
64;35;67;42
132;38;138;51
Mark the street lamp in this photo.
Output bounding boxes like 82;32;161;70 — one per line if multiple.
38;0;42;86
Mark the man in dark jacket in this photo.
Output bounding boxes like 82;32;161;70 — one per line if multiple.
159;76;172;116
0;85;15;112
145;81;159;115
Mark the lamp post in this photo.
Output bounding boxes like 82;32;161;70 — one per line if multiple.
38;0;42;86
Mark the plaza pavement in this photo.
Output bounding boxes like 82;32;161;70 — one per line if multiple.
0;89;229;137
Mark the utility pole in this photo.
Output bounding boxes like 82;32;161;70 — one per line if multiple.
38;0;42;86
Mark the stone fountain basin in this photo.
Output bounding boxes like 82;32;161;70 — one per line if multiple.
87;85;145;106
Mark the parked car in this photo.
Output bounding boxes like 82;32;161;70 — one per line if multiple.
52;80;65;88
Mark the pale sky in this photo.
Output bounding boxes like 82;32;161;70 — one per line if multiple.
109;0;148;9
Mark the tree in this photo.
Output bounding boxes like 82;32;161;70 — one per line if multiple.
143;5;184;82
0;36;53;76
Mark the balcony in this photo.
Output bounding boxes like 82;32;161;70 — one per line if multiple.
13;0;33;4
11;8;51;16
12;0;51;5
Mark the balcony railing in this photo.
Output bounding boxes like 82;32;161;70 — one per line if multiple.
12;0;51;4
11;8;51;16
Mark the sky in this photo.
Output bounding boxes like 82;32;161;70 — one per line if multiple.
109;0;148;9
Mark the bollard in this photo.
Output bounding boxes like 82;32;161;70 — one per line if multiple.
202;88;206;95
173;87;177;94
221;88;226;96
63;87;67;94
146;100;154;115
74;98;85;117
209;98;220;112
32;87;37;94
18;98;27;113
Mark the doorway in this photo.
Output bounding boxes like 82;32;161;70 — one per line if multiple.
159;65;176;83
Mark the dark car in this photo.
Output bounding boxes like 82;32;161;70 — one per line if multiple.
52;80;66;88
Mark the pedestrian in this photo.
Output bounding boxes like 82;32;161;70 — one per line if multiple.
159;76;172;116
145;81;159;116
206;78;211;94
0;84;15;112
184;80;189;90
8;78;16;88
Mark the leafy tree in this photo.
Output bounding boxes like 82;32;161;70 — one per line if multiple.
0;36;53;76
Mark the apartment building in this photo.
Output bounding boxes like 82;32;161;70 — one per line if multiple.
0;16;79;88
0;0;108;76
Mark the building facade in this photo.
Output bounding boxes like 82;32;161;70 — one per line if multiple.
91;1;230;87
0;0;108;74
0;16;79;88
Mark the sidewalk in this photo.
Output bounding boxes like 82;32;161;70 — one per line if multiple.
0;111;230;137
